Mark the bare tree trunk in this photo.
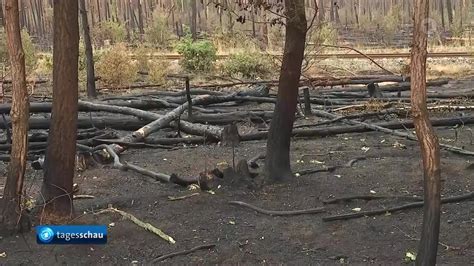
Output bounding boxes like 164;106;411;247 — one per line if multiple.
137;0;145;38
411;0;442;265
439;0;445;29
41;0;79;223
446;0;453;24
0;1;4;26
265;0;307;182
261;9;268;48
191;0;197;40
0;0;30;234
318;0;325;22
79;0;97;98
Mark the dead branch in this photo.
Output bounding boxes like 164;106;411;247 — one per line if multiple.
229;201;325;216
312;110;474;156
95;206;175;244
167;193;200;201
323;192;474;221
322;195;423;204
152;244;216;262
320;44;397;75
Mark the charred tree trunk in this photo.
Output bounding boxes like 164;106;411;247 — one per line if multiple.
41;0;79;223
265;0;307;182
411;0;442;265
0;0;30;234
79;0;97;98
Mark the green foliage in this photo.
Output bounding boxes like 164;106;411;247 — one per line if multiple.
211;31;259;52
0;29;36;73
176;37;217;72
380;5;402;43
20;30;37;72
147;59;170;84
134;45;152;72
222;52;273;79
310;23;338;46
146;12;172;48
35;53;53;78
0;29;7;67
92;21;126;46
96;43;138;87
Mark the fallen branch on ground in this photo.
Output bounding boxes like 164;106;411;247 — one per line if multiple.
167;193;200;201
296;157;366;176
95;206;176;244
94;144;172;183
229;201;325;216
312;110;474;156
322;195;423;204
322;192;474;221
152;244;216;262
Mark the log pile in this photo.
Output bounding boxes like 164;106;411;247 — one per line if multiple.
0;76;473;188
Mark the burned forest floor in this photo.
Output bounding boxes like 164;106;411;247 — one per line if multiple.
0;76;473;265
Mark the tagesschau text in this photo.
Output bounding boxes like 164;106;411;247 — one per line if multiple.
36;225;107;244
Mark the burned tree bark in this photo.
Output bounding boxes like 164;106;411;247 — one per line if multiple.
79;0;97;98
265;0;307;182
0;0;30;234
411;1;442;265
41;0;79;223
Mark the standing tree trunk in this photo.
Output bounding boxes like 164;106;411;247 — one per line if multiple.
439;0;445;29
79;0;97;98
261;9;268;49
446;0;453;24
191;0;197;40
41;0;79;223
0;1;5;26
318;0;325;22
265;0;307;182
411;0;442;265
0;0;30;234
137;0;145;38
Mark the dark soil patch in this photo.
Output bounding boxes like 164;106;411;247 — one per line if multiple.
1;125;473;264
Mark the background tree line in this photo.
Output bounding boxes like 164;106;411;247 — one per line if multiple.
0;0;473;50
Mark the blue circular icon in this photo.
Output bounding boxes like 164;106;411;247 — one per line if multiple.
38;227;54;243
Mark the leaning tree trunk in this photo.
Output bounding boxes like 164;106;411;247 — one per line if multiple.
41;0;79;223
265;0;307;182
411;0;442;265
0;0;30;234
79;0;97;98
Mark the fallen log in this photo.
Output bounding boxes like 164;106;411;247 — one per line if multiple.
313;110;474;156
19;116;148;130
322;79;450;93
241;115;474;141
122;94;237;143
193;75;405;88
144;136;207;145
0;99;178;114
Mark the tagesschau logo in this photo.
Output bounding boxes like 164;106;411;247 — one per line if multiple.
36;225;107;244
